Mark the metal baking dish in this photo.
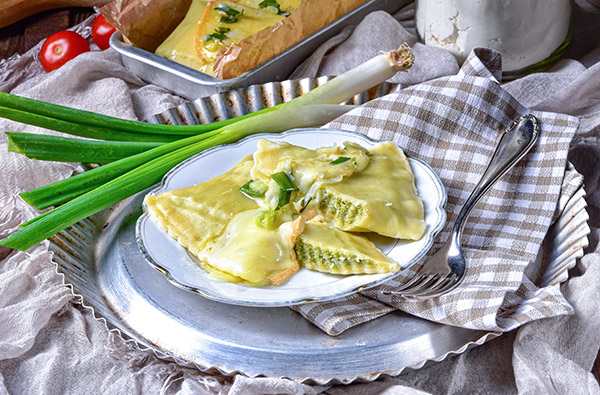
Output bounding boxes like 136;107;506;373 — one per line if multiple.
109;0;405;99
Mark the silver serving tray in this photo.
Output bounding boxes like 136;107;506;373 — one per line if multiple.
49;78;590;385
109;0;406;99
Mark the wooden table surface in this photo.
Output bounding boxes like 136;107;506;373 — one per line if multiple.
0;6;599;386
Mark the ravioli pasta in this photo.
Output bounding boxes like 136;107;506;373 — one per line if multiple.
144;155;258;256
144;139;426;287
317;142;427;240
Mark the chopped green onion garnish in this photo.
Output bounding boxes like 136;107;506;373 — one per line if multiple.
216;4;242;23
205;33;227;41
258;0;287;15
258;0;279;8
220;15;239;23
239;180;267;197
276;188;292;208
205;27;230;41
216;3;241;16
254;210;279;229
330;156;351;165
271;171;298;208
271;171;298;192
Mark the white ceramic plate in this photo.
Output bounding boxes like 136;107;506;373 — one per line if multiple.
135;128;447;307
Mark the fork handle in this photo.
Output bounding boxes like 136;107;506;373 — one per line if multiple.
452;114;540;239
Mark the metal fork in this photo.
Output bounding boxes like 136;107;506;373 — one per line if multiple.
383;114;540;299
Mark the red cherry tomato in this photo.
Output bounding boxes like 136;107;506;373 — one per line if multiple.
91;14;117;50
39;30;90;72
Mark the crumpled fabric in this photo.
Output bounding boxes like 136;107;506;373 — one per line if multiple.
0;2;599;394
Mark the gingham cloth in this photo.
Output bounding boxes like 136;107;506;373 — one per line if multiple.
292;48;580;336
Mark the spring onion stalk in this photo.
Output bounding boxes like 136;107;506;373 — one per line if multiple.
281;44;414;108
1;104;354;248
0;91;280;139
0;106;181;142
6;132;162;163
19;104;354;211
0;45;415;251
19;128;228;209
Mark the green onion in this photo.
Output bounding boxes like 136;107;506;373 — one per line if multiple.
216;4;241;16
271;172;297;208
0;106;177;142
19;209;53;228
259;0;279;9
254;210;279;229
281;44;414;108
270;171;298;191
276;189;292;208
216;4;243;23
0;46;415;251
240;180;267;197
0;91;280;140
19;104;352;210
205;27;231;41
0;105;354;250
258;0;287;15
330;156;351;165
220;15;240;23
6;132;161;163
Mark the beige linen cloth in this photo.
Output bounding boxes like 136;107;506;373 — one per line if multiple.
1;2;600;394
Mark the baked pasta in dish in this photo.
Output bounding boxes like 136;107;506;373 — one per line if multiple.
155;0;367;78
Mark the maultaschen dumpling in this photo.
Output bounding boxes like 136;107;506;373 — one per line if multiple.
196;208;301;286
144;155;258;256
145;139;426;287
294;221;400;275
316;142;427;240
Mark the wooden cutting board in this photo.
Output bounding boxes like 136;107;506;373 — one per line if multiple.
0;0;111;28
